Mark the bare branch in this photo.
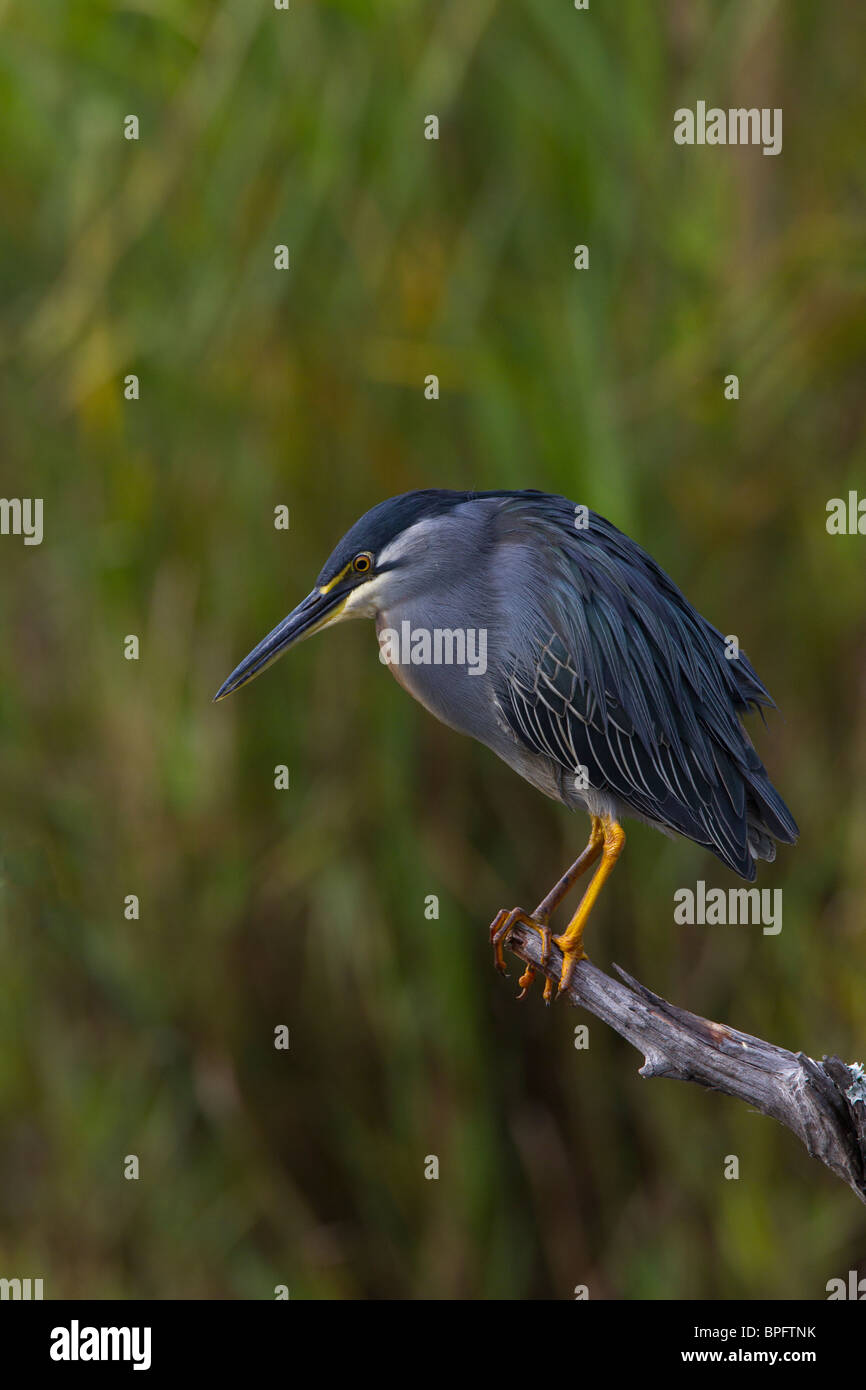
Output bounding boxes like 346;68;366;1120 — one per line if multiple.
505;923;866;1204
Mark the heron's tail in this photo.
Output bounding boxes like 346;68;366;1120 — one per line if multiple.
746;776;798;864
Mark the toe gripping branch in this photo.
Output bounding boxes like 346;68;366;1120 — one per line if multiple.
489;815;624;1002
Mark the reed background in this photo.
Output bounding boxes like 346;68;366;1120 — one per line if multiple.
1;0;865;1299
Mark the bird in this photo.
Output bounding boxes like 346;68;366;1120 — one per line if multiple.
215;489;797;1002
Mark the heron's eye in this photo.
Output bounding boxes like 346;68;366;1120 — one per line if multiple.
353;552;373;574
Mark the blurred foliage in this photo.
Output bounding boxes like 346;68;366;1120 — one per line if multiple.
1;0;865;1300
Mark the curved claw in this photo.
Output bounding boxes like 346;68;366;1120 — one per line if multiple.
516;964;536;1000
488;909;512;975
552;933;588;997
490;907;551;994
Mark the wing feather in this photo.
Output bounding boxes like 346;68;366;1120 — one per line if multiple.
490;498;797;877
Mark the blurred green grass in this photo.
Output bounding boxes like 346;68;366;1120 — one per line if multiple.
0;0;865;1298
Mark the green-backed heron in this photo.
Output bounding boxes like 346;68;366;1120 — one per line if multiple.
215;490;797;1000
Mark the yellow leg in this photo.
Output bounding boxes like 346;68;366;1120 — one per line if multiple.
489;816;605;1000
551;815;625;994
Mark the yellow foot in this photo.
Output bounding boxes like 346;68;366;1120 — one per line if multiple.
489;907;551;999
551;933;588;996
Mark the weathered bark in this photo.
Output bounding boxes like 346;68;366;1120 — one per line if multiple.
503;922;866;1204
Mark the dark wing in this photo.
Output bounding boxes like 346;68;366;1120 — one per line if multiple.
491;498;797;879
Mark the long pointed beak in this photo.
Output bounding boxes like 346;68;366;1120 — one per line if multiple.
213;588;347;701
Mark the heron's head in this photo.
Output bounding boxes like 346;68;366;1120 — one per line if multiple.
213;489;490;701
